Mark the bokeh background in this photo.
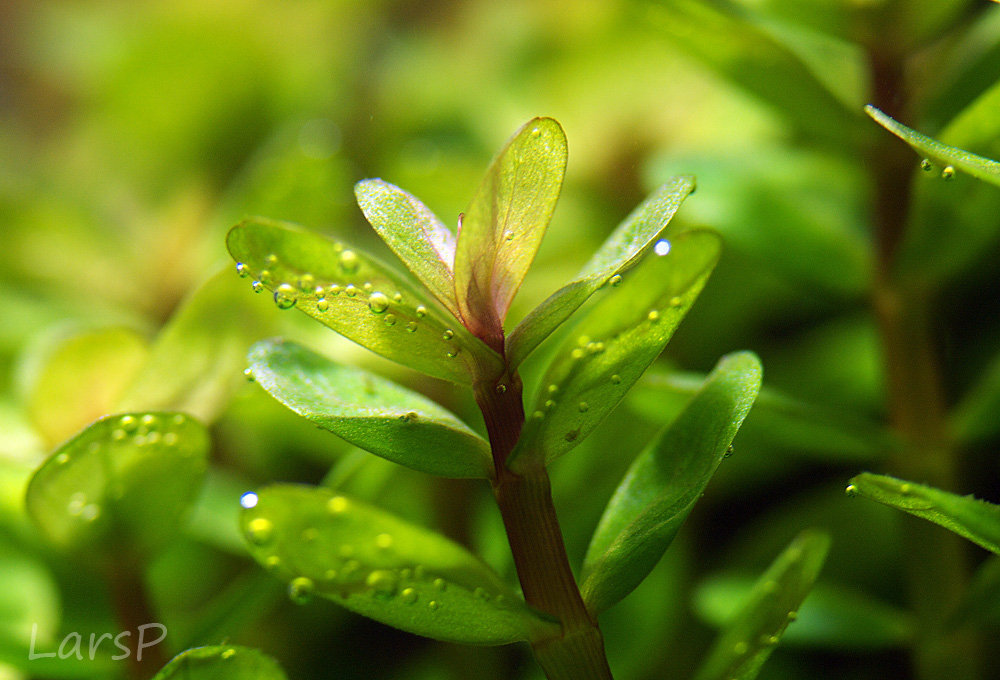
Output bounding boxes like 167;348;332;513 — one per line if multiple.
3;0;1000;678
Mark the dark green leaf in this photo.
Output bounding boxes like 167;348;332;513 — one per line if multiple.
693;530;831;680
26;412;209;560
454;118;567;342
227;217;502;385
507;176;695;369
951;346;1000;444
510;229;720;469
355;178;460;318
580;351;762;615
247;339;491;478
866;105;1000;187
847;473;1000;555
947;556;1000;629
695;577;911;650
240;484;557;644
116;267;273;422
153;645;287;679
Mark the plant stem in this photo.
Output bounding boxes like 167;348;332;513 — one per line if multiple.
867;46;981;680
108;561;167;679
474;371;613;680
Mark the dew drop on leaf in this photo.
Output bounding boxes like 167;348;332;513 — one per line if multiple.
375;533;393;550
251;280;264;293
239;492;259;509
339;250;360;273
942;166;956;180
120;415;138;432
236;262;249;278
329;284;341;296
367;570;398;598
327;496;348;514
920;158;933;172
578;402;589;412
653;239;671;256
406;321;417;333
433;578;447;591
401;588;418;604
316;298;329;312
345;284;357;297
442;329;454;340
428;600;439;611
384;314;397;326
289;577;315;605
221;648;236;660
647;310;660;322
274;284;298;310
610;274;623;286
246;517;274;545
503;229;515;241
393;292;403;303
446;346;460;358
610;374;621;384
368;292;390;314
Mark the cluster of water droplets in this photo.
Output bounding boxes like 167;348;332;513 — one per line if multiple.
235;251;462;359
242;494;500;613
920;158;956;180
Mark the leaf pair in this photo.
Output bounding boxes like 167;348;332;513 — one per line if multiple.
239;484;558;645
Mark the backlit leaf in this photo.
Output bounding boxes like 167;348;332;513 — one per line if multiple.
153;645;287;679
227;217;502;385
26;412;209;561
247;339;491;479
355;178;460;317
847;473;1000;555
866;105;1000;187
240;484;556;645
454;118;567;344
510;229;720;469
580;351;761;615
693;530;831;680
507;176;695;369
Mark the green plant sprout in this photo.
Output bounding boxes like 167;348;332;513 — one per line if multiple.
226;118;822;679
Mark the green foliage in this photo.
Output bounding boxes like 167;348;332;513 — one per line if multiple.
240;484;555;644
152;645;287;679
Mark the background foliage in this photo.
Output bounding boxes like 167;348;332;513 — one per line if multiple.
2;0;1000;678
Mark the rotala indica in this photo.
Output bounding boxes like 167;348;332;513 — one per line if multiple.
228;118;817;679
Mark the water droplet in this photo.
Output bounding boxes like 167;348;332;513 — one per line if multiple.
446;347;460;358
547;384;559;395
239;492;259;509
345;284;357;297
162;431;178;446
733;641;748;655
433;578;447;591
787;611;798;621
221;648;236;660
375;533;393;550
669;296;683;307
571;348;585;360
900;483;912;494
247;518;274;545
120;415;138;432
532;410;544;419
564;429;580;442
142;414;157;428
266;254;278;265
401;588;418;604
393;292;403;303
329;284;341;296
724;445;734;458
495;384;507;395
384;313;397;326
760;634;780;646
328;496;348;514
416;305;427;317
316;298;330;312
442;329;454;340
243;368;255;382
259;269;272;285
56;452;70;464
367;570;398;598
297;274;315;293
274;284;297;310
289;577;315;605
236;262;249;278
610;274;623;286
406;321;417;333
942;166;955;180
503;229;515;241
654;239;671;256
251;280;264;293
845;484;858;496
530;127;541;138
368;292;390;314
363;282;373;292
112;428;126;441
265;555;281;570
544;399;556;410
428;600;439;611
575;402;588;413
81;504;100;521
647;310;660;322
610;374;621;384
920;158;933;172
340;250;359;273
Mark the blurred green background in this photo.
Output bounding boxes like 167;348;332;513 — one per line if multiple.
3;0;1000;678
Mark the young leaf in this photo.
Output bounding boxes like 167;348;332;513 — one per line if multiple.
509;229;721;469
579;351;762;615
26;412;209;560
27;327;149;447
240;484;557;645
693;530;831;680
116;267;273;423
153;645;287;679
355;178;460;317
454;117;567;345
846;473;1000;555
247;339;492;479
865;105;1000;187
507;176;696;369
227;217;502;385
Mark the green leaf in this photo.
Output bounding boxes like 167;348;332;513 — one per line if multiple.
153;645;287;679
695;577;911;650
631;370;896;462
865;105;1000;187
507;176;696;369
510;229;721;468
951;346;1000;444
454;118;567;343
227;217;502;385
26;412;209;560
240;484;557;645
247;339;492;479
693;530;831;680
846;473;1000;555
116;267;273;422
27;327;149;447
579;351;762;615
947;556;1000;629
0;538;63;670
355;178;460;318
